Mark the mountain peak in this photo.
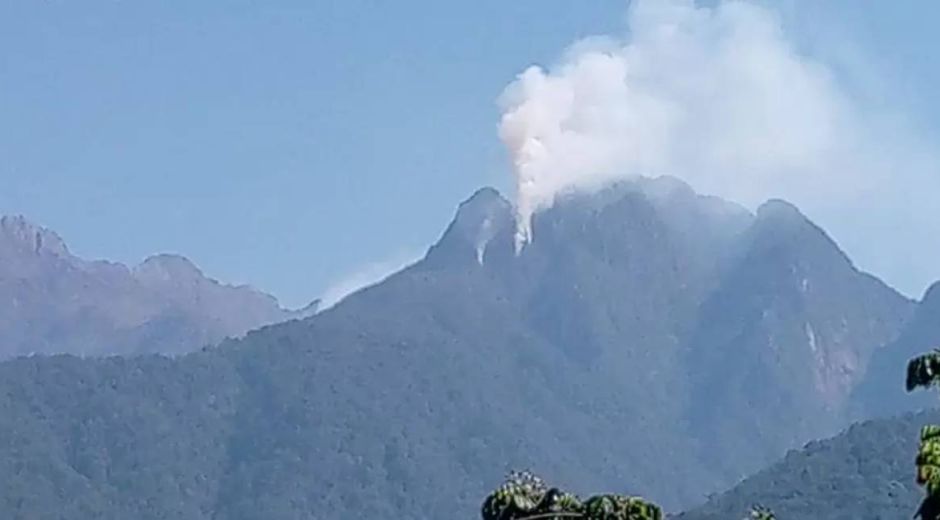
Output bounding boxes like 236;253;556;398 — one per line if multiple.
0;217;319;357
751;198;846;261
921;280;940;309
635;175;697;200
134;253;205;285
425;187;513;267
456;187;510;219
0;215;70;258
756;198;805;221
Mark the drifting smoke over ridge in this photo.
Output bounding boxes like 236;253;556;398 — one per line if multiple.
498;0;940;285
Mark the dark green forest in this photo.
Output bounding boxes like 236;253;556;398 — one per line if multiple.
675;352;940;520
0;182;936;519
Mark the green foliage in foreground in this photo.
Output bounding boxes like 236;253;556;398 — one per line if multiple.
481;471;662;520
916;425;940;520
747;505;776;520
907;350;940;393
478;473;782;520
908;350;940;520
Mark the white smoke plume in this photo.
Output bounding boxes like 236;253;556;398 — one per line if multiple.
498;0;940;288
318;249;422;311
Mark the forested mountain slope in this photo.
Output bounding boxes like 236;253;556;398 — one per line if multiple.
676;410;940;520
0;178;915;518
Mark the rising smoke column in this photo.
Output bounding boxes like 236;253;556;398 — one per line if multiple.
498;0;864;250
498;52;660;251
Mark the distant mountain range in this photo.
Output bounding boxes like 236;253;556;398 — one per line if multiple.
676;409;940;520
0;178;934;519
0;215;318;358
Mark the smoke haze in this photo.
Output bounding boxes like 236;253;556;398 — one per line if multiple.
498;0;940;297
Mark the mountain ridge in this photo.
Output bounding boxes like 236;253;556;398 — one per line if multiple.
0;178;922;518
676;409;940;520
0;214;318;358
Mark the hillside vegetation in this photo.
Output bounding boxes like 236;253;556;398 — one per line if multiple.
0;180;923;518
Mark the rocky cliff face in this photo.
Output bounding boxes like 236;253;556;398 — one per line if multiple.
0;215;317;358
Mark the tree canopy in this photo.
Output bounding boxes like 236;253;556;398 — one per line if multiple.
907;350;940;519
480;471;661;520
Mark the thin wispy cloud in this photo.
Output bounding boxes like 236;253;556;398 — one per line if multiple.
318;249;423;310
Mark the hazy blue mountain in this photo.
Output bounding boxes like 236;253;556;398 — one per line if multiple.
686;199;913;483
851;282;940;418
0;215;317;357
676;409;940;520
0;180;916;518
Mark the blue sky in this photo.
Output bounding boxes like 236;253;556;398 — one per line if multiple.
3;1;940;306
